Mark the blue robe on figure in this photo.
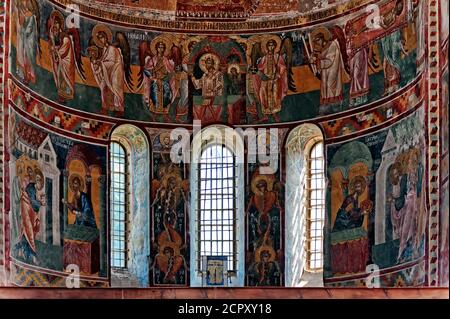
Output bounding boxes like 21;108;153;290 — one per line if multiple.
73;192;97;229
333;193;364;232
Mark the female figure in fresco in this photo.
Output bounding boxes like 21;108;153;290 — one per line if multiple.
388;150;424;263
15;0;40;85
89;24;132;116
47;10;85;103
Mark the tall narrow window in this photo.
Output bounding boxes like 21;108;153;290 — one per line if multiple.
306;141;325;271
110;142;129;268
198;144;237;272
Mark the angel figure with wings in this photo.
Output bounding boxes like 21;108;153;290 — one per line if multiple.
138;35;182;116
15;0;41;85
250;35;296;121
47;10;85;103
88;24;132;116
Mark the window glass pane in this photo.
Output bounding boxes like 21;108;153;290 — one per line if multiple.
198;144;237;272
110;142;128;268
306;141;324;272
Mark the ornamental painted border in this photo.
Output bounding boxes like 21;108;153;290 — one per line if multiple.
427;0;440;287
51;0;380;34
0;0;6;284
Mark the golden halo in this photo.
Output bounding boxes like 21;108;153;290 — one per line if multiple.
50;10;65;30
199;53;220;73
92;24;113;48
159;132;171;147
251;174;274;195
349;175;366;193
227;63;241;75
311;26;333;42
255;245;276;262
69;174;85;193
261;35;282;55
150;35;174;57
159;240;181;256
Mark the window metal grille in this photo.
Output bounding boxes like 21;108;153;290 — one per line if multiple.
305;141;325;272
197;144;237;273
110;142;129;268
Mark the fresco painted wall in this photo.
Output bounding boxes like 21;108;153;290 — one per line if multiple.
2;0;445;288
324;106;427;286
7;108;108;286
149;130;190;286
246;129;287;286
8;0;423;125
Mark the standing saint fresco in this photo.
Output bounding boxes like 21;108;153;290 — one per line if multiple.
309;26;349;114
15;0;41;85
13;158;46;265
88;24;132;116
47;10;85;103
250;35;296;121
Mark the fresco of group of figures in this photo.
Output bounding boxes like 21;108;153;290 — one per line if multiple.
325;106;426;284
150;132;190;286
10;0;424;124
8;110;108;277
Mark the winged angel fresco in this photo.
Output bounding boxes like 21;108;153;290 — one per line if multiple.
249;35;296;118
137;35;183;115
88;24;133;115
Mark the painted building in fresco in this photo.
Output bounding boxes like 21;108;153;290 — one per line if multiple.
0;0;447;288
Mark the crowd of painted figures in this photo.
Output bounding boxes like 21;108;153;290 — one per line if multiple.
13;0;425;122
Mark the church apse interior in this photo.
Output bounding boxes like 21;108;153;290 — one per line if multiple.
0;0;448;298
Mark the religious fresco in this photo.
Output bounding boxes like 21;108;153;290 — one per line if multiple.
246;132;285;286
150;131;190;286
8;110;108;278
9;0;423;125
325;106;426;285
3;0;447;290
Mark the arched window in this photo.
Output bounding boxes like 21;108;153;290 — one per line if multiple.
198;144;237;272
110;141;129;268
305;141;325;272
285;124;324;287
190;125;245;287
109;125;150;287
